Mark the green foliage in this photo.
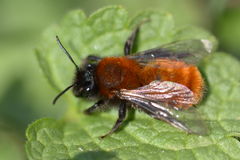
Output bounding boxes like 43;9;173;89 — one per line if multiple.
0;130;25;160
27;6;240;160
214;7;240;58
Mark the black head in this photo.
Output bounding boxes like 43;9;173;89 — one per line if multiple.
72;63;98;97
53;36;98;104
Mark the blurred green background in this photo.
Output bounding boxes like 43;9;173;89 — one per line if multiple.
0;0;239;159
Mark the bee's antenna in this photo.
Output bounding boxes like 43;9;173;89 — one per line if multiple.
56;36;79;70
53;84;75;105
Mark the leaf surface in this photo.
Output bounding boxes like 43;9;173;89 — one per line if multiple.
27;6;240;160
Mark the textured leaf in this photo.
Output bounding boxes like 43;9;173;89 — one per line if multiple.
27;6;240;160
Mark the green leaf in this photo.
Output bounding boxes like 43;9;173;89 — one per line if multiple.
214;8;240;58
28;6;240;160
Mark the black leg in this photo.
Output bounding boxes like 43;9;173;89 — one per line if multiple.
100;102;127;138
86;55;101;62
84;99;106;115
124;27;139;56
124;20;150;55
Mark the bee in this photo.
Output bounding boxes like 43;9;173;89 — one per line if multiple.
53;23;213;138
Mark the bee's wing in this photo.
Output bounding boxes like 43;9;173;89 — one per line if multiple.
117;80;198;107
129;39;213;65
115;80;209;135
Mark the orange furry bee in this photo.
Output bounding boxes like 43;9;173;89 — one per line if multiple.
53;23;212;138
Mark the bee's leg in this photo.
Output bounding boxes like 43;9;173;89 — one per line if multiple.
100;101;127;138
124;26;139;55
124;20;149;55
84;99;106;115
86;55;101;62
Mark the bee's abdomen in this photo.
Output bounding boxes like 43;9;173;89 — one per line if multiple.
140;59;204;105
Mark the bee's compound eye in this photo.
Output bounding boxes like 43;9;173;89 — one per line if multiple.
84;81;91;86
86;63;95;70
87;64;92;68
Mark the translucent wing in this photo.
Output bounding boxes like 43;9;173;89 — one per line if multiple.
115;80;208;135
129;39;213;65
116;80;198;108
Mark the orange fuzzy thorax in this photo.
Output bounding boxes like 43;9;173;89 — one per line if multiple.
96;57;142;98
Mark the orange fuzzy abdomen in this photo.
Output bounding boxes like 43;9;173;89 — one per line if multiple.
139;59;204;104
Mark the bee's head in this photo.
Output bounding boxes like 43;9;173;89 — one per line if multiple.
72;63;98;97
53;36;98;104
